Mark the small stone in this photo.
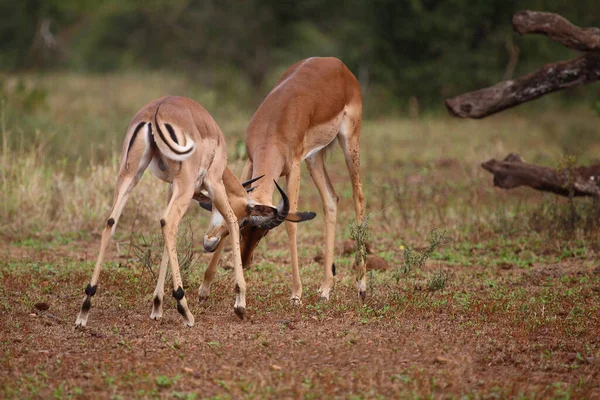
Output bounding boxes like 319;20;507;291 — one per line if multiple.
366;255;390;271
498;262;513;270
183;367;194;374
34;302;50;311
29;313;37;317
271;364;282;371
585;357;596;365
567;352;577;362
342;239;373;256
434;356;450;364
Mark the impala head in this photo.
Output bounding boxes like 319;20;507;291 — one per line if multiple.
200;177;316;267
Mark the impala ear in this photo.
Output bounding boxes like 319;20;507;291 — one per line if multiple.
195;193;213;211
247;204;277;218
285;211;317;223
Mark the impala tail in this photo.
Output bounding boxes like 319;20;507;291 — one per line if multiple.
153;102;196;161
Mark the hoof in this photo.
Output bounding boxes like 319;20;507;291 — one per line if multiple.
318;295;329;302
150;309;163;320
359;290;367;301
184;318;195;328
75;319;87;328
151;296;163;320
198;286;210;302
75;311;89;327
290;297;303;306
234;306;245;320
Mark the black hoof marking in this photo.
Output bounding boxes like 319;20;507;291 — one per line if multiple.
153;296;161;308
81;296;92;312
176;301;187;317
234;306;245;320
318;295;328;303
160;219;166;227
331;263;336;276
85;284;97;296
359;290;367;301
107;218;115;227
198;295;208;303
172;286;184;300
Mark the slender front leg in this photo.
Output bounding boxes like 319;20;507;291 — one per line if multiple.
306;152;337;301
198;239;225;301
160;181;195;327
151;184;173;320
209;181;246;319
76;174;137;327
285;162;303;304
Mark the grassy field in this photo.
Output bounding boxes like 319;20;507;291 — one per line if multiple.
1;72;599;399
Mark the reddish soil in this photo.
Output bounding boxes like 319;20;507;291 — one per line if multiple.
1;239;599;399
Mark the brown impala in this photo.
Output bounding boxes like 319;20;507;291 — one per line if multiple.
76;96;310;327
199;57;366;303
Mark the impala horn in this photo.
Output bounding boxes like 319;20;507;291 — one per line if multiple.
241;174;265;193
249;180;290;229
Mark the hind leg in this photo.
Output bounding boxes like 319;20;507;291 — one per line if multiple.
338;114;366;299
150;184;173;320
76;126;152;326
160;178;196;327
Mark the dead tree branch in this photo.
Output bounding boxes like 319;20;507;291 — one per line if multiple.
445;52;600;118
445;11;600;119
512;11;600;51
481;153;600;197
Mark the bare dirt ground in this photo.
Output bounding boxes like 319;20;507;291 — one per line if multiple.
1;232;599;399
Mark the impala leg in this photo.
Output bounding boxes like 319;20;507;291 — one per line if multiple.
339;120;366;299
210;180;246;319
306;152;338;301
161;181;195;327
76;172;142;327
198;238;225;302
150;185;173;320
285;162;303;304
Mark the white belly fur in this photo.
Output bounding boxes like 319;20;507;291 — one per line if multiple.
302;110;344;160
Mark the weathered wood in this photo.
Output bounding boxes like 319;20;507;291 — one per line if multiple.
445;52;600;118
445;10;600;119
513;11;600;52
481;153;600;197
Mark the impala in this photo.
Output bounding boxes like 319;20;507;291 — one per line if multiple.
198;57;366;303
75;96;308;327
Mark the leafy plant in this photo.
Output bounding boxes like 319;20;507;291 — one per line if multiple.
349;214;371;268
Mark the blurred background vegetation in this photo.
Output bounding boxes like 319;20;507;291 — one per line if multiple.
2;0;599;114
0;0;599;254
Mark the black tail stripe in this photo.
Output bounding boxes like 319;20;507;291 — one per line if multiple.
127;121;146;156
154;102;192;155
165;124;179;144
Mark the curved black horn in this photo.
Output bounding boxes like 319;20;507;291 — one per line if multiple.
242;175;265;191
249;180;290;229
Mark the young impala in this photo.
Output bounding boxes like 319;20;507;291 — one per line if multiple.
198;57;366;304
75;96;310;327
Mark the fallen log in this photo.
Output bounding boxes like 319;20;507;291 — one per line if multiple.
445;11;600;119
481;153;600;197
